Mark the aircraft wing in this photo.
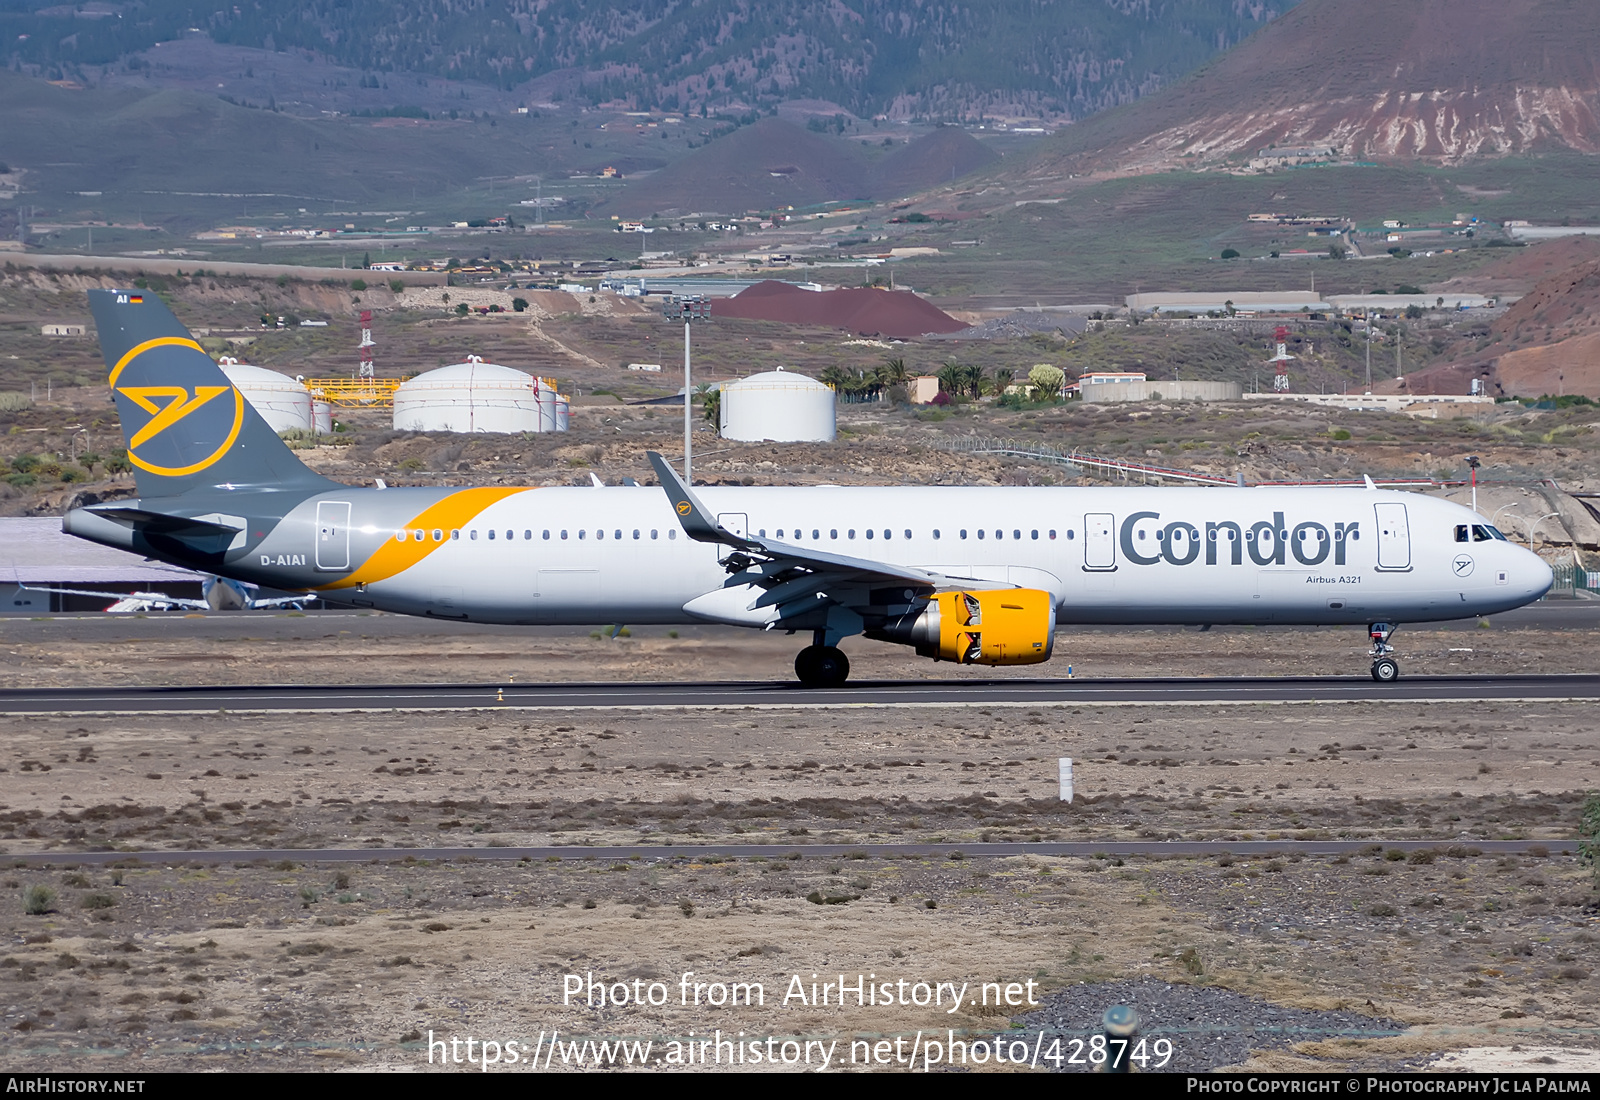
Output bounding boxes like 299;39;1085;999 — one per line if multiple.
646;451;939;590
17;583;211;611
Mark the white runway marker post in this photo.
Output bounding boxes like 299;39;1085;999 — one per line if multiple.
1058;757;1074;803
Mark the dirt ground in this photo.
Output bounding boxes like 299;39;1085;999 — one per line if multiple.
0;619;1598;1071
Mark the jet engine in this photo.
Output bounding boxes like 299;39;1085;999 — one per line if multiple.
869;589;1055;665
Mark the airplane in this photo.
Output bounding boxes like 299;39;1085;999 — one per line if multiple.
62;288;1553;685
18;575;316;613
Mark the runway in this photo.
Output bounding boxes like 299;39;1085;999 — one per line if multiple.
3;838;1576;865
4;673;1600;714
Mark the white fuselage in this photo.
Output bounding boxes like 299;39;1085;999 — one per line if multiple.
308;484;1551;627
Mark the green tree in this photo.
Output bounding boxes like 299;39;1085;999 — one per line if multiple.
936;361;966;398
512;297;529;313
880;357;911;387
988;367;1015;396
1220;248;1240;259
1028;363;1065;397
349;278;367;291
701;388;721;427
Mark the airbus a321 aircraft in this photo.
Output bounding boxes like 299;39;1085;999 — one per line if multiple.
65;289;1552;685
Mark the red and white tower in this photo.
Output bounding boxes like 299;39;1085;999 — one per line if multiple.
358;310;375;381
1267;325;1294;393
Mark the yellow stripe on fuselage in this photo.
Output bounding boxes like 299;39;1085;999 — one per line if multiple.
318;486;531;590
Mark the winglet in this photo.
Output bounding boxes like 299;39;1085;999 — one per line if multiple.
646;450;760;549
1363;474;1377;490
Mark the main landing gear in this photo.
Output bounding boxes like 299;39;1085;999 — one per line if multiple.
795;644;850;687
1369;622;1400;682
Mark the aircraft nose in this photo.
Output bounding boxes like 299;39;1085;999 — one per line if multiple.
1522;547;1554;601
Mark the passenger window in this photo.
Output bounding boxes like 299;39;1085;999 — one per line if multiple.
614;529;621;540
542;530;550;540
883;529;891;540
1013;530;1021;540
813;529;820;540
488;530;496;540
524;530;531;540
560;530;568;540
595;530;603;540
432;529;442;541
579;530;586;539
776;529;784;538
507;530;514;541
668;530;676;540
651;530;658;539
959;530;967;539
1455;525;1469;543
452;530;460;540
904;529;911;540
977;530;985;540
758;529;766;537
394;530;406;543
830;529;838;539
633;529;640;540
865;529;873;539
1032;530;1039;540
469;530;477;541
848;529;856;539
933;529;941;539
414;529;425;542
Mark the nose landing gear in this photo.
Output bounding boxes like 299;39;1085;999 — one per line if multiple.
1369;622;1399;682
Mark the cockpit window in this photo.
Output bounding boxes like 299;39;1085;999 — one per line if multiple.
1472;524;1506;542
1455;525;1469;543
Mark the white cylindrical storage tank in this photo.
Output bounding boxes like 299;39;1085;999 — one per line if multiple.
392;356;540;433
554;394;570;432
312;399;333;435
535;379;558;433
219;358;314;433
719;367;835;442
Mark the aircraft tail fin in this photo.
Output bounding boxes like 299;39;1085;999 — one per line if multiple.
88;288;333;500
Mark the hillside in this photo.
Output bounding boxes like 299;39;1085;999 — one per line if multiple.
603;120;1001;214
1013;0;1600;177
1381;238;1600;398
5;0;1291;122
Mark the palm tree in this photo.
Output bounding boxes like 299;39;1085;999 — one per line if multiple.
880;357;911;387
961;363;987;399
989;367;1015;396
936;361;966;397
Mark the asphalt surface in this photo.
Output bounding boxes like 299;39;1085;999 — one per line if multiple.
4;673;1600;713
2;839;1573;865
4;600;1599;638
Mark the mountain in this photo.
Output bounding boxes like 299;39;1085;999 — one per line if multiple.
1015;0;1600;175
603;119;999;214
4;0;1292;122
1378;238;1600;399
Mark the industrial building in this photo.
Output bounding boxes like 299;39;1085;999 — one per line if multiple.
719;368;835;443
393;356;569;434
0;517;201;613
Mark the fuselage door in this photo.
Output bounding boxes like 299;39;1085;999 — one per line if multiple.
315;501;352;571
1083;513;1116;571
1374;502;1411;572
716;512;748;564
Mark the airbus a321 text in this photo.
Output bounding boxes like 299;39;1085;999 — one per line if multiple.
63;289;1553;685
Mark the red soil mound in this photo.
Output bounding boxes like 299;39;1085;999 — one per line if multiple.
712;281;967;340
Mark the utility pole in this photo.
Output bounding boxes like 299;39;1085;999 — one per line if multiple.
1365;309;1373;392
1467;455;1480;515
662;295;711;482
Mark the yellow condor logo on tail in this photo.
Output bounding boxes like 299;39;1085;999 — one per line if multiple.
109;338;247;477
676;500;692;515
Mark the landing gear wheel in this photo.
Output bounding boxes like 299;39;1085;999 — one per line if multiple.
1371;657;1400;683
795;645;850;687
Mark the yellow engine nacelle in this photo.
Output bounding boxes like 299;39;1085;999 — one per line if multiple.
871;588;1056;665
